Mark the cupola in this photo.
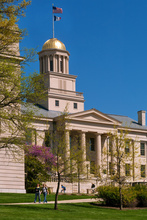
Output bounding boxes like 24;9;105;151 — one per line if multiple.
38;38;69;74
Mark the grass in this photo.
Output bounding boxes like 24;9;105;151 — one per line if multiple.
0;203;147;220
0;193;92;203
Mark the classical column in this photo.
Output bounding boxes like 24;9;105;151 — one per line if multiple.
65;130;70;174
57;55;61;72
107;137;109;176
111;137;115;175
96;134;101;172
47;56;50;72
53;55;56;72
81;132;86;172
66;57;69;74
63;56;65;74
45;56;48;72
81;132;86;161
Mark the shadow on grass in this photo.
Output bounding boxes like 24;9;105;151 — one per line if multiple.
63;202;120;212
2;205;54;211
3;203;97;213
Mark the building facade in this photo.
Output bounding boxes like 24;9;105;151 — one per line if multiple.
0;38;147;193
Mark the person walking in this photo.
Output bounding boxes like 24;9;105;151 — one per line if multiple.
34;184;41;203
42;184;48;203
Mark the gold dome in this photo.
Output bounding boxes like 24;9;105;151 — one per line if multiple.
42;38;66;51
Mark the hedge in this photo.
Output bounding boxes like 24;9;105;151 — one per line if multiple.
96;185;147;207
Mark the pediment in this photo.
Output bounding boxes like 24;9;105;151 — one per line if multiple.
68;108;121;125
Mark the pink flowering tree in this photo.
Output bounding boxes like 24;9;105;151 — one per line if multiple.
25;145;56;192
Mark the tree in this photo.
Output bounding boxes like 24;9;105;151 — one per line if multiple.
0;0;31;53
25;145;56;192
0;0;47;152
69;134;85;194
103;129;136;210
52;111;70;210
45;109;87;210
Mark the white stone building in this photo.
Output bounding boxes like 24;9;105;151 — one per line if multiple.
0;38;147;193
0;41;25;193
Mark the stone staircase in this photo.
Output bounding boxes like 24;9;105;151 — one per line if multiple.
46;175;99;194
71;183;78;193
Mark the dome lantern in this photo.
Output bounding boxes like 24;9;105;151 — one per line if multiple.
39;38;69;75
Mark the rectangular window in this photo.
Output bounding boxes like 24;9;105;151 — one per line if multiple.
125;163;130;176
125;141;130;154
141;165;146;178
74;103;77;109
55;100;59;106
45;130;51;147
140;143;145;156
89;138;95;151
25;129;32;145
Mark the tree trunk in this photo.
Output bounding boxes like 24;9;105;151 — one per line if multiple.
119;184;123;210
78;167;80;194
54;172;61;210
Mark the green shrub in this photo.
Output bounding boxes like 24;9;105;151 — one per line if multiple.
96;186;120;207
122;187;138;207
96;185;138;207
134;185;147;207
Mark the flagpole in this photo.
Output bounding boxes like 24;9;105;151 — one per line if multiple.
52;4;54;38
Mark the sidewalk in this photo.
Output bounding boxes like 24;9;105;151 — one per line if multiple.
0;198;97;206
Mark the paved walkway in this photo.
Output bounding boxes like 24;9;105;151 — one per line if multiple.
0;198;97;206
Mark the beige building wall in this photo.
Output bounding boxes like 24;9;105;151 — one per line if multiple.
0;147;26;193
49;98;84;113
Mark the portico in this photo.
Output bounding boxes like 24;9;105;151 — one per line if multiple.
60;108;121;177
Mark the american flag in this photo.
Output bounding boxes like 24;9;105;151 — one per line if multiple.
53;6;63;14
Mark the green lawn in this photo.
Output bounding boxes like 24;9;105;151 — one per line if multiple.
0;203;147;220
0;193;92;203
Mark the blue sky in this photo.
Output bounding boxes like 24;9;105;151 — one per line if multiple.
18;0;147;122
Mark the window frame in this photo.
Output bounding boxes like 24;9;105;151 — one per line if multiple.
74;103;77;109
140;142;145;156
125;141;130;154
55;100;59;107
125;163;130;176
141;165;146;178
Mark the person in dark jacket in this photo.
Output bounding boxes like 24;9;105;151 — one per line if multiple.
34;184;41;203
91;183;95;193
